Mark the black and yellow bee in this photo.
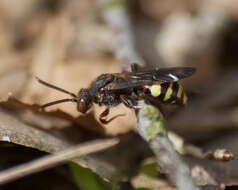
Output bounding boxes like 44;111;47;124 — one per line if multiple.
36;64;195;124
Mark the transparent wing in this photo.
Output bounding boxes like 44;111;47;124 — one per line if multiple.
125;67;196;82
104;67;196;92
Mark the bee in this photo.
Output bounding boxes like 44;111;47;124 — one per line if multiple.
36;64;195;124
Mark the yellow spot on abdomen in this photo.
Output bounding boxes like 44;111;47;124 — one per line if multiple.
150;84;161;97
163;83;173;101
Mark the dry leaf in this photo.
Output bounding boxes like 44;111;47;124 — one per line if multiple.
0;98;149;184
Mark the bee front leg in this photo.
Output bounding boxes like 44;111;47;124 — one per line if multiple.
99;107;110;124
99;107;125;124
120;95;140;110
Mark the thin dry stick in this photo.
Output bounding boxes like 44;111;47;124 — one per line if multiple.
99;0;146;71
0;138;119;185
168;131;234;161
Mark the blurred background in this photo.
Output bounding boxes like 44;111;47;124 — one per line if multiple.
1;0;238;189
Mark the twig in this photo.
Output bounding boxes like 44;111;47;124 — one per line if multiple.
0;138;119;185
98;1;200;189
168;131;234;161
137;101;199;190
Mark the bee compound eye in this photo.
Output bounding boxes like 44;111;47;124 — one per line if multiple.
78;99;87;113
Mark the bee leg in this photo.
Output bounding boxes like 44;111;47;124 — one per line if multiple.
99;108;125;124
99;108;110;124
120;95;140;110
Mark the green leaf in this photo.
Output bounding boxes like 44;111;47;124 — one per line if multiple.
140;162;158;178
69;162;113;190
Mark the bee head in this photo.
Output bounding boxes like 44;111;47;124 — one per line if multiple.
77;88;92;113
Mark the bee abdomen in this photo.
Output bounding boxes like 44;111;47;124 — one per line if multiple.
149;82;187;105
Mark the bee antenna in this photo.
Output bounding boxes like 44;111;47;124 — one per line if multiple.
39;98;77;110
36;77;77;98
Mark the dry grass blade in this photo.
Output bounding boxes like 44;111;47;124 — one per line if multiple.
0;138;119;185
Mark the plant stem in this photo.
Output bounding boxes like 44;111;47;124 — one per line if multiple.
137;101;199;190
